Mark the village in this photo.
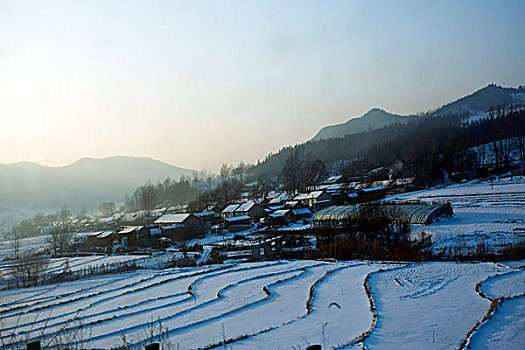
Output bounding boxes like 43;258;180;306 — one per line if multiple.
47;173;456;263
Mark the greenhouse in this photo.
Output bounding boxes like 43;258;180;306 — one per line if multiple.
313;203;453;225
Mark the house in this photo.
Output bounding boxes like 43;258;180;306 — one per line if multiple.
117;226;150;248
267;192;292;205
120;211;148;225
272;209;293;220
251;236;283;259
194;211;221;226
221;201;267;223
294;191;332;209
291;208;311;220
392;177;417;192
235;201;267;223
84;230;114;251
224;215;252;232
360;186;388;202
154;213;208;240
370;179;393;188
323;175;343;184
221;204;240;219
268;212;287;226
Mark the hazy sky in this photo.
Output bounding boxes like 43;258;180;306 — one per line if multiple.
1;0;524;171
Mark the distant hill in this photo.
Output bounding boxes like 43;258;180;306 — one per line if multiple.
311;85;525;142
252;83;525;177
312;108;413;141
0;156;193;212
433;84;525;116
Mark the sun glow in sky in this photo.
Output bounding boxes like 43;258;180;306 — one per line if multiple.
1;0;524;171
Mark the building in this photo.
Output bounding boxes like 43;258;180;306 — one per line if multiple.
117;226;150;248
84;230;114;250
224;215;252;232
360;186;388;202
294;190;332;209
235;201;267;223
291;208;311;220
154;213;208;240
221;201;267;223
221;204;240;219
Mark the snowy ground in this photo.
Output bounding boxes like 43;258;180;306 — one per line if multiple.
388;176;525;254
0;260;523;349
0;254;148;287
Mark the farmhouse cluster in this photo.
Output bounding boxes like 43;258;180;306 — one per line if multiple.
49;174;452;255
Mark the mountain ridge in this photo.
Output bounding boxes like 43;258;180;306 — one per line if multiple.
311;84;525;141
312;108;413;141
0;156;193;211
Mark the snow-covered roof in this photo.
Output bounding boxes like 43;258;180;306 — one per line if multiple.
294;191;327;201
121;211;146;222
356;183;371;189
237;201;256;212
393;177;415;186
319;183;345;191
266;191;280;199
324;175;343;184
97;230;113;239
294;193;309;201
86;231;102;237
307;191;326;199
274;209;291;215
371;180;393;188
155;213;191;224
119;226;144;234
222;204;240;213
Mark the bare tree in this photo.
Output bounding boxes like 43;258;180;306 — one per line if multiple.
303;158;327;191
47;205;73;255
281;147;306;194
10;253;49;287
139;180;156;228
10;229;20;260
517;135;525;167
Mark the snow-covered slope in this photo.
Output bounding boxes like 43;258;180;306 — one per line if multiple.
389;176;525;255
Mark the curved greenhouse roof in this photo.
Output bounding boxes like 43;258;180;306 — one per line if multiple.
314;203;452;224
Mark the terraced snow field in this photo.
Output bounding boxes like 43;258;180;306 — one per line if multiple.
1;260;523;349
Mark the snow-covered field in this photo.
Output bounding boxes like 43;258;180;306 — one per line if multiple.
0;254;148;285
0;260;523;349
389;176;525;253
